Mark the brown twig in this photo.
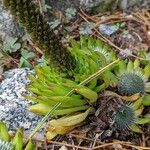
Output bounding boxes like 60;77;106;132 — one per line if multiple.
44;137;48;150
28;40;43;54
69;133;103;144
93;141;150;150
47;140;92;150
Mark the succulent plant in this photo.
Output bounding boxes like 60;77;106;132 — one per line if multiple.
0;121;36;150
118;72;146;96
105;58;150;133
3;0;116;79
104;58;150;97
23;65;98;117
23;58;120;140
113;100;150;133
69;36;116;81
114;105;135;130
22;37;117;115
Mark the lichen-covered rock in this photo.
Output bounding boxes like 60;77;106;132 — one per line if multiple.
0;1;24;44
128;0;150;9
0;68;42;132
81;0;150;12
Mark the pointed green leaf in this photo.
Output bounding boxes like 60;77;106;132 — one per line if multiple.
129;124;142;133
135;117;150;124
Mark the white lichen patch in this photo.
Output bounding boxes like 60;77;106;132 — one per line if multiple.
0;68;42;132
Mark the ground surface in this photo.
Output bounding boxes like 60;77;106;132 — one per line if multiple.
0;3;150;150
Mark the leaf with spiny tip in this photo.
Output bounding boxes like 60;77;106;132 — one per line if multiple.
88;37;95;50
47;83;71;95
87;79;97;90
22;94;43;103
113;60;127;75
80;36;87;50
39;95;86;108
61;78;78;88
118;60;127;74
134;106;144;116
94;82;106;92
28;75;37;83
104;70;118;87
25;94;61;107
46;125;74;140
109;51;117;62
104;90;140;101
46;96;87;107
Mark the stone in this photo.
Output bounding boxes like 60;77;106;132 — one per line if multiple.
0;68;42;133
0;1;24;45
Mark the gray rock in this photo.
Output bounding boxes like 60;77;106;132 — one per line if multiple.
99;24;119;36
128;0;150;9
0;1;24;45
80;0;115;10
44;0;150;20
0;68;42;132
81;0;150;10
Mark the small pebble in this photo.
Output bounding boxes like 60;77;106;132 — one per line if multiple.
99;24;119;36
